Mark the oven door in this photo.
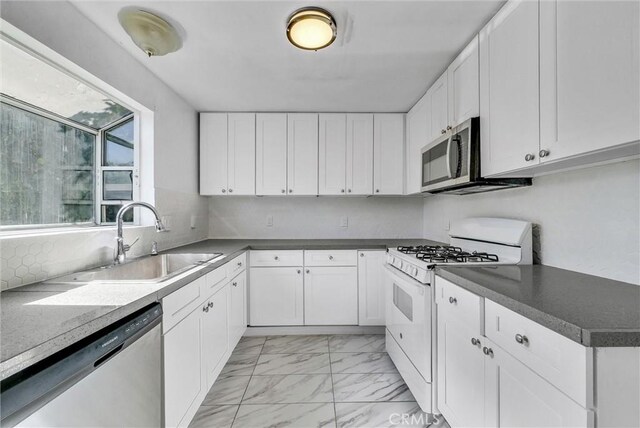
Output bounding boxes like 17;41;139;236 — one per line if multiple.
384;265;431;382
421;125;471;193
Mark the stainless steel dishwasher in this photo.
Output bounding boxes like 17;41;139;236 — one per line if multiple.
1;303;162;427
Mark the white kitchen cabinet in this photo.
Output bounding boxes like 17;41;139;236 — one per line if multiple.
437;304;485;428
539;0;640;163
249;267;304;325
256;113;287;195
405;93;430;195
479;0;540;176
199;113;227;196
304;266;358;325
483;337;592;428
357;250;386;326
287;113;318;195
201;286;229;391
373;114;404;195
346;114;374;195
428;71;449;141
447;35;479;128
319;113;347;195
200;113;255;195
163;306;202;428
228;271;246;350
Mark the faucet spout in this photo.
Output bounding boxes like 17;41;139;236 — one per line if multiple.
115;202;165;264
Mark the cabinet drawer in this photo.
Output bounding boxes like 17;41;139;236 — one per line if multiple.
201;266;227;297
162;276;206;334
435;276;483;334
304;250;357;266
225;252;247;277
250;250;303;267
484;300;593;407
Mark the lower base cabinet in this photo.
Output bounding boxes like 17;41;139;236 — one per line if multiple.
304;266;358;325
228;270;247;348
163;307;203;428
249;267;304;325
201;286;229;391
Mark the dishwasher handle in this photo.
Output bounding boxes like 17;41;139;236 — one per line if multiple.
0;303;162;428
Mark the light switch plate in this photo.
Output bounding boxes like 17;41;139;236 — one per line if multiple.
266;215;273;227
340;216;348;228
190;215;197;229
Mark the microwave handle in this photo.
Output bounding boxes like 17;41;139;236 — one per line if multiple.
447;135;460;178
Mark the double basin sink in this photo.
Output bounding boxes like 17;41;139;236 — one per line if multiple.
45;253;224;284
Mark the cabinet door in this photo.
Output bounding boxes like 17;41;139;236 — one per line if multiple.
227;113;255;195
437;310;485;428
199;113;227;195
357;250;386;326
319;113;347;195
202;286;229;391
287;113;318;195
483;338;593;428
479;0;540;176
448;35;479;128
256;113;287;195
539;0;640;162
373;114;405;195
304;266;358;325
229;271;247;349
428;71;449;141
249;267;304;325
346;114;374;195
406;94;430;195
164;307;202;428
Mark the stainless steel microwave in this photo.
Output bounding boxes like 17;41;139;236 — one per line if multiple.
420;117;531;195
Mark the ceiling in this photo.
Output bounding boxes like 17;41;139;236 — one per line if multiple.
71;1;505;113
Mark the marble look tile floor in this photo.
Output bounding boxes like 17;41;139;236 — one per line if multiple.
189;334;449;428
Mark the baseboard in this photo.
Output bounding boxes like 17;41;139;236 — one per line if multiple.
244;325;385;336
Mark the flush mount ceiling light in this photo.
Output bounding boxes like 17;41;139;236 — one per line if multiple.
286;7;337;51
118;8;182;57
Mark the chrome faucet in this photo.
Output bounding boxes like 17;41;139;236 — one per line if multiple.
115;202;165;264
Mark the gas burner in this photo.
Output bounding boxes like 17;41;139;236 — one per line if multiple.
396;245;462;255
415;248;499;264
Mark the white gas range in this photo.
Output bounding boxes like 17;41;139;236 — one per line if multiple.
384;218;533;416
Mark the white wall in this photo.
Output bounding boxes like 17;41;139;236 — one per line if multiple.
0;1;208;289
423;159;640;284
210;197;424;239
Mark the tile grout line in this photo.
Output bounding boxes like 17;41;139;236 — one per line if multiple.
229;337;265;428
327;335;339;427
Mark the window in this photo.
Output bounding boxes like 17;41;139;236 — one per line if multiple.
0;37;137;229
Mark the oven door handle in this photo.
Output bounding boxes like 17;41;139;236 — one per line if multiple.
447;135;460;179
384;265;428;296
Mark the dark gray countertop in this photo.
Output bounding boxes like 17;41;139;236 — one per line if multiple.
436;265;640;347
1;238;435;380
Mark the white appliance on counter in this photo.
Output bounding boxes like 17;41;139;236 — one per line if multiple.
384;217;532;415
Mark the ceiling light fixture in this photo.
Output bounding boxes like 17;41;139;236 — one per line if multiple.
118;8;182;57
286;7;337;51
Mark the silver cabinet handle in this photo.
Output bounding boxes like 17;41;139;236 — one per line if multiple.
237;262;242;266
446;125;452;130
297;269;301;274
222;189;226;193
341;189;345;193
203;305;209;313
441;129;446;134
449;296;457;304
399;333;403;339
281;189;285;193
274;256;279;260
306;269;310;274
289;189;293;193
525;153;536;161
208;302;214;308
471;338;481;346
329;255;334;260
360;253;364;257
539;149;550;158
228;188;233;193
483;347;494;357
232;282;238;287
515;334;529;345
375;189;380;193
348;189;352;193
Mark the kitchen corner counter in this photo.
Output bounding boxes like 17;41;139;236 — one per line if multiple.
1;238;435;381
436;265;640;347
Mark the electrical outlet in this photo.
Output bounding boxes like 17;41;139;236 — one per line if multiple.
161;215;172;231
266;215;273;227
340;216;348;228
445;220;450;231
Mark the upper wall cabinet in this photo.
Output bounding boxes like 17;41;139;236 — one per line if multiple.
406;93;430;195
427;71;449;142
448;35;479;129
200;113;255;195
319;113;348;195
479;0;540;177
374;114;405;195
539;0;640;162
346;114;374;195
287;113;319;195
256;113;287;195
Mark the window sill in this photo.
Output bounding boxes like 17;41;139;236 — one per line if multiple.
0;224;149;240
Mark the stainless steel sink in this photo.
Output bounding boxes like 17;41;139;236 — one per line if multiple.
46;253;224;284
